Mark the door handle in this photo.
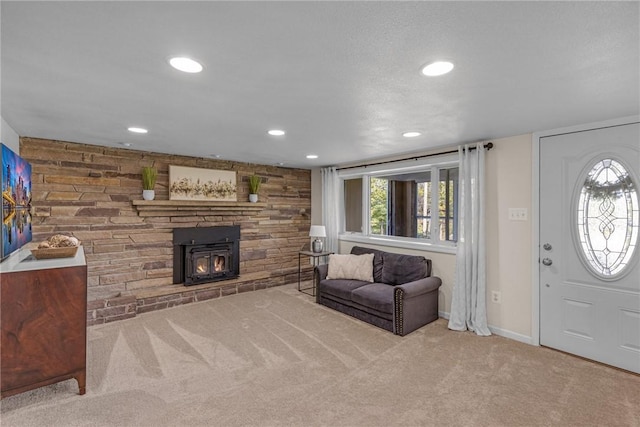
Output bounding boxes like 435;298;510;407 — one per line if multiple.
542;258;553;266
543;243;552;251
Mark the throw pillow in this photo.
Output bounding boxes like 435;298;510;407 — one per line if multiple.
327;253;374;282
350;246;384;282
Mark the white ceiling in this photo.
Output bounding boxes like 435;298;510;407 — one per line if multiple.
1;1;638;169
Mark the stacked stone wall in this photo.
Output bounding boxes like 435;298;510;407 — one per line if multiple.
20;137;312;324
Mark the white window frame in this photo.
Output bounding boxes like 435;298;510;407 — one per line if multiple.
338;153;458;254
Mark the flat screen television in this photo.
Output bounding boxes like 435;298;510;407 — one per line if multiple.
1;143;32;261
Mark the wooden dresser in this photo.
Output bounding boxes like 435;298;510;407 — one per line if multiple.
0;247;87;398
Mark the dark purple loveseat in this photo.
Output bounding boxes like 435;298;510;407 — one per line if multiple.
314;246;442;336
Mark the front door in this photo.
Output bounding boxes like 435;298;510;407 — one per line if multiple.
539;121;640;373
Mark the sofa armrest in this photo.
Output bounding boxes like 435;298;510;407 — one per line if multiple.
394;276;442;336
396;276;442;298
314;264;328;281
314;264;328;303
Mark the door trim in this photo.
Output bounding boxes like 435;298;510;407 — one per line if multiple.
531;115;640;347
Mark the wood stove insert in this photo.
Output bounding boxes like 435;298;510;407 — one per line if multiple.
173;226;240;286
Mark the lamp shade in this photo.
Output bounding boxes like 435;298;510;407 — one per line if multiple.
309;225;326;238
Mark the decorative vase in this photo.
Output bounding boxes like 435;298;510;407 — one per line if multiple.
142;190;155;201
249;193;258;203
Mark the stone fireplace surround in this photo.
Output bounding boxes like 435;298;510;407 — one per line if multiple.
20;137;313;326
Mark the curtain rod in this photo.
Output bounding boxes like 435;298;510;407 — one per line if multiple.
336;142;493;171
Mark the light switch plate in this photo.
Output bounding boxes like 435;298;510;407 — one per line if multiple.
508;208;528;221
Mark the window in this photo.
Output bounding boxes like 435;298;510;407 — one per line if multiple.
344;178;363;232
577;158;638;279
340;155;459;250
369;176;388;235
439;168;458;242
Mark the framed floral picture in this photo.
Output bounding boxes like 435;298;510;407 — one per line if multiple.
169;165;237;201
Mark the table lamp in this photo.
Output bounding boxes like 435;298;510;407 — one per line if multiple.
309;225;326;253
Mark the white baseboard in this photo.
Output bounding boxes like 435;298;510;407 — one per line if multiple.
487;325;534;345
439;311;534;345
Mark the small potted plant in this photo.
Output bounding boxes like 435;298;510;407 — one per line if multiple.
142;166;157;200
248;175;261;202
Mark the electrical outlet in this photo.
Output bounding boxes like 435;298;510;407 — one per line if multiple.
491;291;501;304
508;208;528;221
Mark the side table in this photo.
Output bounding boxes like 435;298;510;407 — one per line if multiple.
298;250;333;296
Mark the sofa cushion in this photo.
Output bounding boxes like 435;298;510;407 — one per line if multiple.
318;279;370;301
350;246;384;282
381;252;428;285
327;253;374;282
351;283;395;315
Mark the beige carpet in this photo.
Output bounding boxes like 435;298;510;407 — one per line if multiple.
1;284;639;427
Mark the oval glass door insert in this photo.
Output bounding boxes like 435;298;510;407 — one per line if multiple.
577;158;639;278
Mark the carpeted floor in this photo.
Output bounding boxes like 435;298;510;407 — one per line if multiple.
1;284;639;427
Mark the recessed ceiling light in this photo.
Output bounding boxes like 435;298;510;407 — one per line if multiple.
306;154;318;159
268;129;286;136
210;154;221;158
421;61;454;77
402;131;422;138
119;142;132;147
127;127;148;134
276;162;285;166
169;57;203;73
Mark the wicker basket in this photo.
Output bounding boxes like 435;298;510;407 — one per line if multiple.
31;246;79;260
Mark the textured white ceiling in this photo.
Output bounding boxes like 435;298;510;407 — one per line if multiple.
1;1;638;168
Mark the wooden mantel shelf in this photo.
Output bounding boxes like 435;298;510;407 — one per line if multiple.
131;200;266;216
